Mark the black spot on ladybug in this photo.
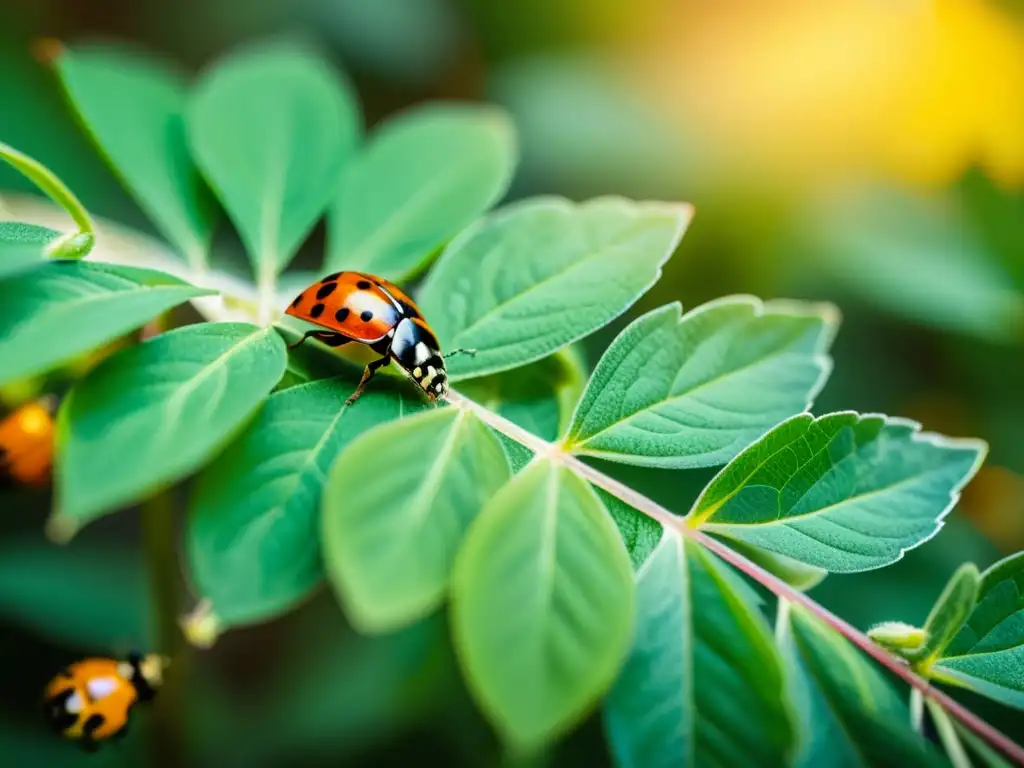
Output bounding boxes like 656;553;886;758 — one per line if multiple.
82;714;105;737
316;283;336;300
291;294;302;308
322;272;341;283
44;688;78;732
360;310;373;322
335;308;350;322
357;280;372;290
310;303;325;319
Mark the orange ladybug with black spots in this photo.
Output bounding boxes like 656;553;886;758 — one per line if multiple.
285;271;473;405
43;652;166;751
0;395;57;488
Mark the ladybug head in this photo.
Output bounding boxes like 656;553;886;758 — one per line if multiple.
390;319;449;402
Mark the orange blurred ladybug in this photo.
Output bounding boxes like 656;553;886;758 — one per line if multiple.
285;271;473;405
43;652;166;750
0;395;57;488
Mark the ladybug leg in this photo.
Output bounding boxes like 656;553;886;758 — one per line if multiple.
287;331;319;350
445;348;477;358
80;714;105;751
346;356;390;406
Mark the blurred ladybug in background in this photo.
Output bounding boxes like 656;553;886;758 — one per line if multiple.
286;271;474;405
0;395;57;488
43;652;166;751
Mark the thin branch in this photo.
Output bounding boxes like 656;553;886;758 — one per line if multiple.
445;388;1024;766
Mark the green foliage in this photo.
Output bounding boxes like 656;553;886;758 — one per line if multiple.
450;459;635;750
0;222;56;279
1;37;1020;765
188;378;421;630
322;407;510;633
54;323;286;534
187;40;361;282
604;532;795;767
418;196;691;379
930;552;1024;709
781;606;942;766
326;103;517;281
564;298;836;468
55;45;216;269
689;412;986;572
0;261;212;386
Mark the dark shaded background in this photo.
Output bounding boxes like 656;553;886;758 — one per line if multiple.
2;0;1023;765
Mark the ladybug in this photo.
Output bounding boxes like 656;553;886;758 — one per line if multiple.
285;271;473;405
43;652;166;751
0;395;57;488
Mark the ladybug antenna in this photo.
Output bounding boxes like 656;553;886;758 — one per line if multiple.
445;348;477;358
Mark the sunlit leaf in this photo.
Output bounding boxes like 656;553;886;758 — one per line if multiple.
604;531;795;767
326;103;516;281
933;552;1024;709
450;459;635;749
563;298;836;468
914;563;981;662
323;407;509;633
781;605;942;767
689;412;986;572
188;40;360;280
419;196;691;380
54;323;286;533
0;221;56;279
0;261;212;386
56;44;216;268
188;376;421;630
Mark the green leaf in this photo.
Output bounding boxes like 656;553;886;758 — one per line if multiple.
56;44;216;269
0;222;56;279
450;459;635;750
0;261;213;386
326;103;517;281
781;604;942;767
322;407;510;633
689;412;986;572
932;552;1024;709
54;323;287;534
187;40;361;281
604;531;795;767
418;196;691;380
915;563;981;662
187;377;422;630
719;535;828;592
563;298;836;468
597;490;663;571
812;186;1024;342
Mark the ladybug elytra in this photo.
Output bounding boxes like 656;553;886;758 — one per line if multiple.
43;652;166;751
285;271;472;405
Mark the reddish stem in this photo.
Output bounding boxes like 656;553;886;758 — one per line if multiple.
446;388;1024;766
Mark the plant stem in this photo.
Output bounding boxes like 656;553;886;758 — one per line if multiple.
910;688;924;733
927;698;974;768
445;388;1024;766
0;141;94;236
141;489;185;768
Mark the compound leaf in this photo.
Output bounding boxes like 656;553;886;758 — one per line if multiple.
604;531;795;767
327;103;516;281
55;322;286;533
450;459;635;750
419;196;691;380
689;413;986;572
322;406;509;634
188;40;360;280
188;376;422;630
0;261;212;386
564;298;836;468
56;44;215;268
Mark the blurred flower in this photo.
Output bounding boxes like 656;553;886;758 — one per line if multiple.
610;0;1024;190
